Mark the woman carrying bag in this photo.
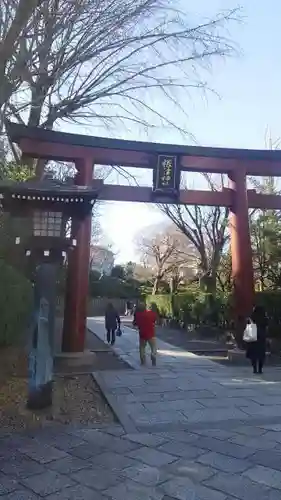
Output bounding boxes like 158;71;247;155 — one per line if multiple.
244;305;268;374
105;303;121;346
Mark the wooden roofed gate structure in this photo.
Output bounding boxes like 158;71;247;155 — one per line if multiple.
6;121;281;353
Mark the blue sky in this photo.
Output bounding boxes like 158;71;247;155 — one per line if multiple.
98;0;281;263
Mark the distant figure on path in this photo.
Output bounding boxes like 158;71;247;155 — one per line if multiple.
246;305;268;374
133;303;157;366
105;303;120;346
125;300;132;316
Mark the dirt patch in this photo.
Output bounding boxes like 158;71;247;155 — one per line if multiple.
0;347;115;433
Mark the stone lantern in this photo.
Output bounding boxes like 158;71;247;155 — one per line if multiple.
0;176;101;409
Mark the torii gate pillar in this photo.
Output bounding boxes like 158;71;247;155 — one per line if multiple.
229;169;254;335
62;158;93;352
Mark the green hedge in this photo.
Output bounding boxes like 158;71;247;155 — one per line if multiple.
146;294;173;317
0;260;33;347
146;290;281;336
147;292;230;329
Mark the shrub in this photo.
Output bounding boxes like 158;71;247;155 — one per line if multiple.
0;260;33;347
146;289;281;338
146;291;231;330
255;291;281;338
146;294;173;317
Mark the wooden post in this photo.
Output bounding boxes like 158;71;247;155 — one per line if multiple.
62;157;93;352
229;169;254;337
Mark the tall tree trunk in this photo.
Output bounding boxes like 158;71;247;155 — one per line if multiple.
152;275;161;295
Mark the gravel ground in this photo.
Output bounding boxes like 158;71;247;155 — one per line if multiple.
0;373;115;432
0;347;115;432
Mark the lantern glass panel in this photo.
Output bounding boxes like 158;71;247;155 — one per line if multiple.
33;210;63;237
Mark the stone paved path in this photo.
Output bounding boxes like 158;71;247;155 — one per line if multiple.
2;319;281;499
88;317;281;433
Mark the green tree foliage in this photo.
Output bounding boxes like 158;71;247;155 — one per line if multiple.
111;265;126;280
250;176;281;290
0;161;34;181
88;270;142;299
251;210;281;289
216;251;232;294
0;161;35;346
124;261;135;280
0;161;34;270
0;259;33;346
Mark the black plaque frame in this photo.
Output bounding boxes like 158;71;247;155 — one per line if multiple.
152;154;180;199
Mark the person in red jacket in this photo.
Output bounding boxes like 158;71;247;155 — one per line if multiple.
133;303;157;366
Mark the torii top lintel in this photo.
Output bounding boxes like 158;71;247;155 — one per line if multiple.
6;121;281;177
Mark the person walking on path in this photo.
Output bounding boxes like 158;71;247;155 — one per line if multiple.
133;303;157;366
246;305;268;374
125;300;132;316
105;303;120;345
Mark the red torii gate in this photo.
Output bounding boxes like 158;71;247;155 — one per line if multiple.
7;121;281;353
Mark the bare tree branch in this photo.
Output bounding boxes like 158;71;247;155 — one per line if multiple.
4;0;239;146
0;0;41;114
160;175;229;292
136;224;196;294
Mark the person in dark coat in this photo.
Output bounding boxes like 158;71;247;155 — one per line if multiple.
105;303;120;345
125;300;132;316
246;305;268;374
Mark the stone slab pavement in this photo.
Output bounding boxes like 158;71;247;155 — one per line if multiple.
3;319;281;499
3;420;281;500
88;317;281;434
